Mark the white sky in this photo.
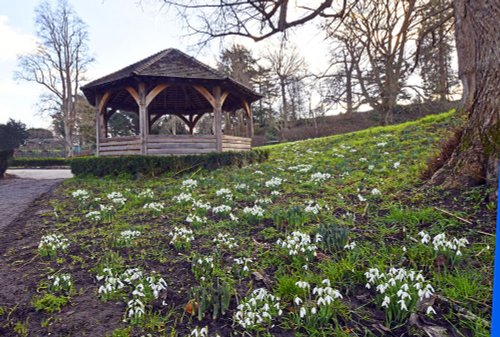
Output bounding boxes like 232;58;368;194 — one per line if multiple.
0;0;330;129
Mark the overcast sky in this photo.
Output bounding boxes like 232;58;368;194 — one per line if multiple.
0;0;329;129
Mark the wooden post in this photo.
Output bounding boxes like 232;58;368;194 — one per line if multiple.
193;85;228;152
213;86;223;152
138;83;147;155
242;100;254;138
95;94;101;157
95;92;110;157
188;115;194;135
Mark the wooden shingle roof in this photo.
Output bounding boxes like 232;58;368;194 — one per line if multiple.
81;48;261;106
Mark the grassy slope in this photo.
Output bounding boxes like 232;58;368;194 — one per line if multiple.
0;110;495;337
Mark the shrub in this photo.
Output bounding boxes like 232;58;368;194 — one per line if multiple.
70;150;269;177
0;119;29;178
0;150;13;178
9;157;69;168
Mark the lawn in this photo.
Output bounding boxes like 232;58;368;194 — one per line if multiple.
0;110;495;337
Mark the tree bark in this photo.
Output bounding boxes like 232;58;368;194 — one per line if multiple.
431;0;500;192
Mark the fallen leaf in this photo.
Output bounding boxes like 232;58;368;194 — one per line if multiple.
409;313;449;337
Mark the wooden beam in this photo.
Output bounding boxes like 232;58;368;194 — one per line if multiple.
191;113;205;135
146;84;169;107
194;85;216;108
221;91;230;106
98;91;111;114
126;86;141;106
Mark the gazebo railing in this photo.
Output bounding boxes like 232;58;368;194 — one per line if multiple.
98;134;251;156
147;135;217;155
100;136;141;156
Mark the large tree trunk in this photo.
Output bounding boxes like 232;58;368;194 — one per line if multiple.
431;0;500;191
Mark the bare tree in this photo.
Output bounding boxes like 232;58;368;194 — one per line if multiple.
163;0;350;44
264;41;307;129
323;28;364;114
15;0;93;157
161;0;500;192
340;0;422;125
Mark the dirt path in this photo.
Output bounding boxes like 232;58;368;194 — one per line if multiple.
0;169;72;230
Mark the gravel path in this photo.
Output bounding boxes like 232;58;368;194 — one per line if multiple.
0;169;73;230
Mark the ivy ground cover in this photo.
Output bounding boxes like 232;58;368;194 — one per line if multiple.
0;111;495;337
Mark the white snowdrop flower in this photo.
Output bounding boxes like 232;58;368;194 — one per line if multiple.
254;170;264;175
288;164;313;173
398;299;408;311
143;202;164;212
138;188;154;198
310;172;331;183
368;164;375;170
256;197;272;205
182;179;198;189
294;297;303;306
376;284;388;294
371;188;381;195
393;162;401;169
359;157;368;162
357;194;367;202
299;306;307;318
344;241;356;250
311;307;317;314
173;192;193;203
265;177;283;188
295;281;310;289
332;290;343;299
243;204;265;217
212;204;232;214
235;183;249;190
426;306;436;315
85;211;102;221
72;189;90;201
381;296;390;308
376;142;387;147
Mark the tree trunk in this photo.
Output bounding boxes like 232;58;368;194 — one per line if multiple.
280;77;288;129
345;59;354;114
431;0;500;192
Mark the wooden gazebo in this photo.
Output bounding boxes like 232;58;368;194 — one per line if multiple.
81;48;261;156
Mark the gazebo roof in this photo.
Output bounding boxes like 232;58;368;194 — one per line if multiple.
81;48;261;112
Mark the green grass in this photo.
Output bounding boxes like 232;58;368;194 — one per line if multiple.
14;110;495;336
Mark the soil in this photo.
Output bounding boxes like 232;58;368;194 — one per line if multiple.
0;183;494;336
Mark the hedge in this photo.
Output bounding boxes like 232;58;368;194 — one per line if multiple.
9;157;70;167
0;150;14;178
70;150;270;177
